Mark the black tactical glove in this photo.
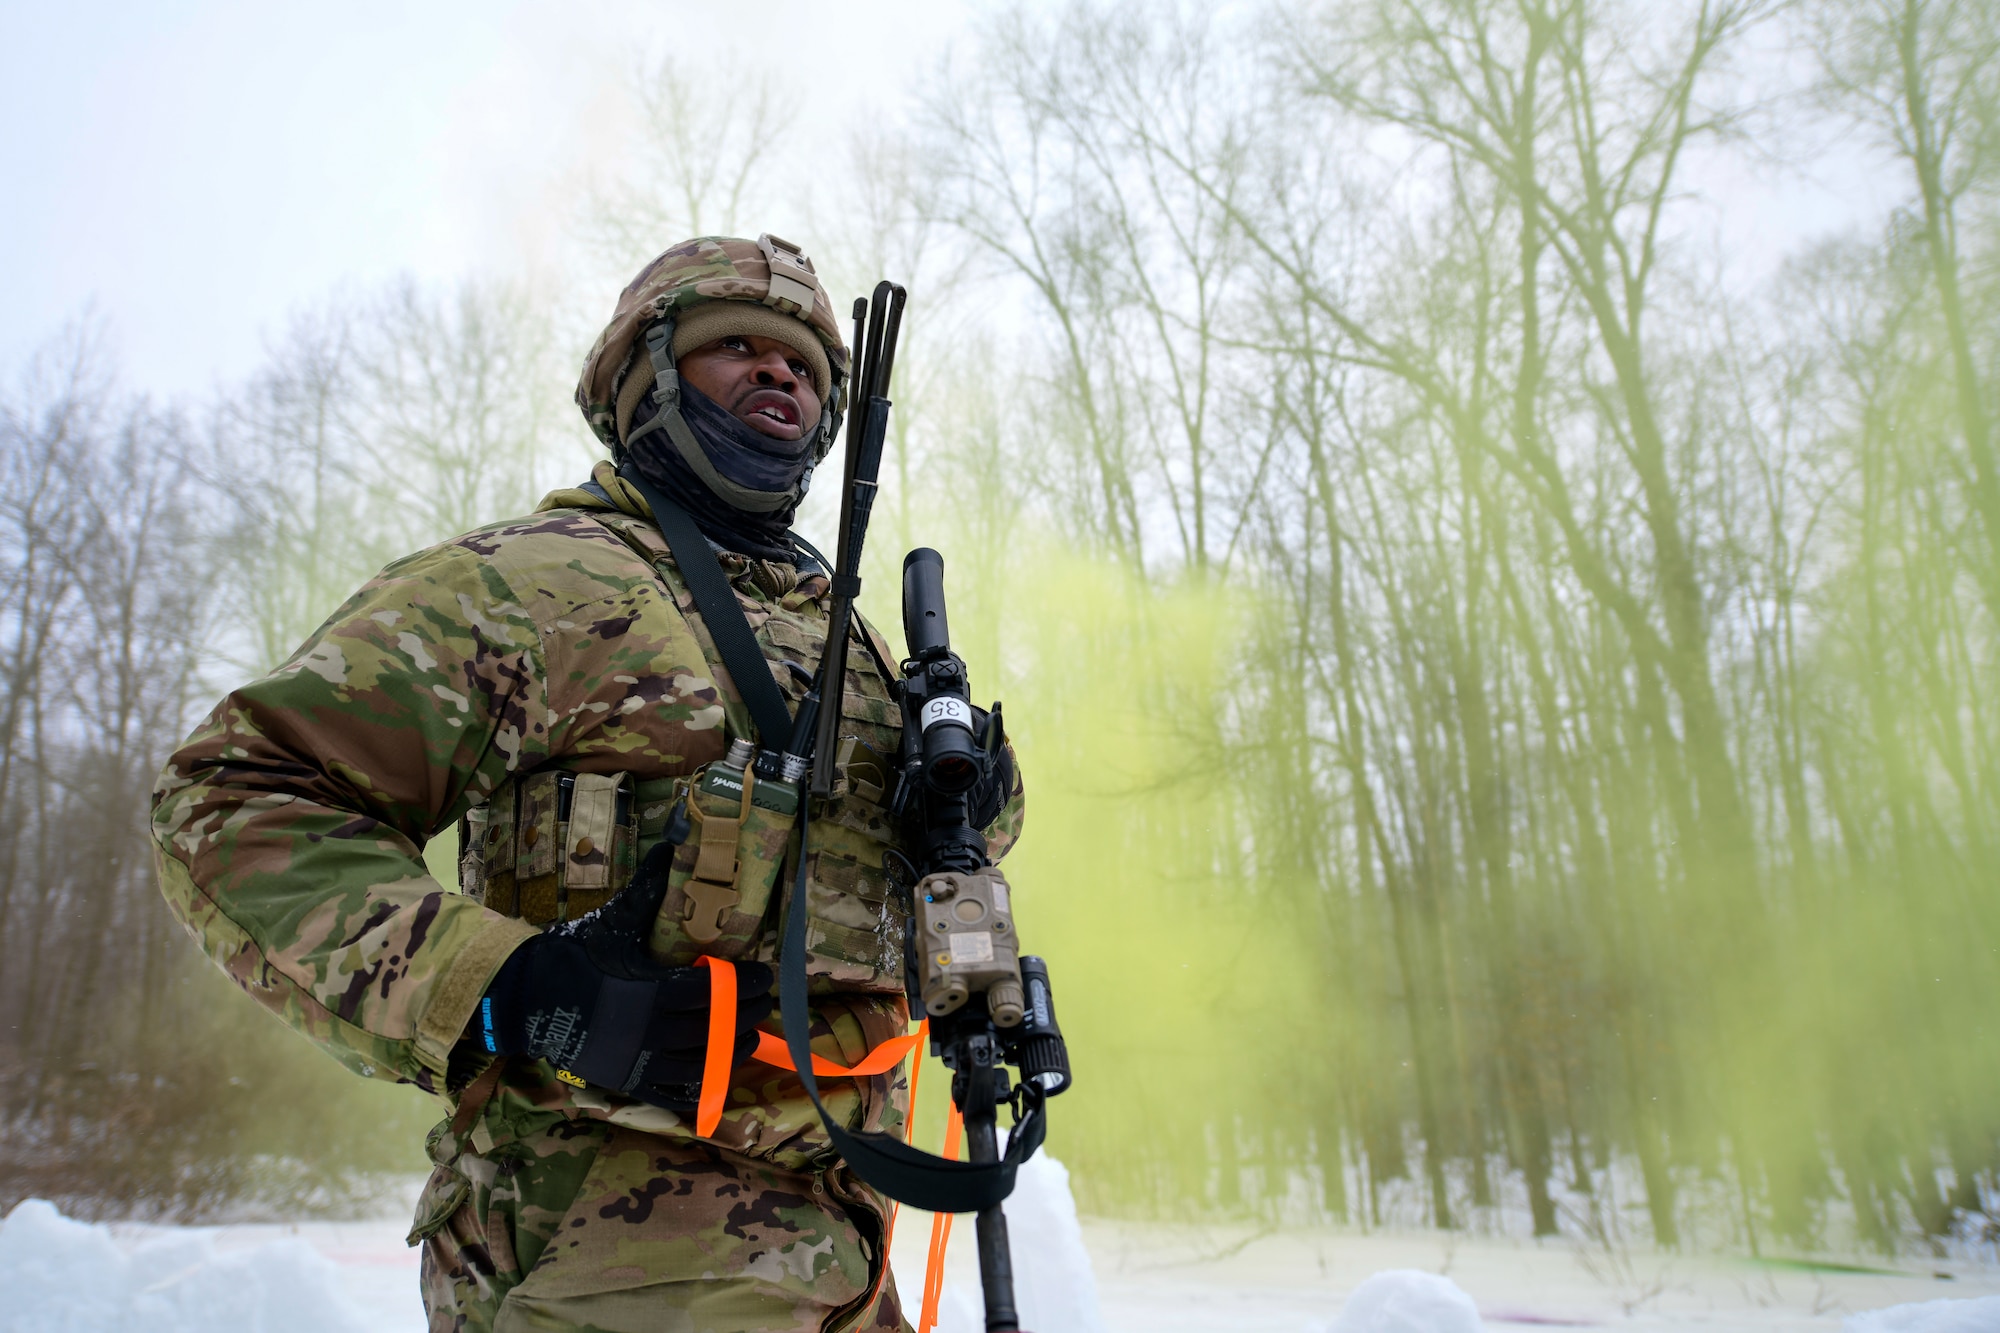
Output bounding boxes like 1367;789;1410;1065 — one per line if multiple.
476;867;774;1113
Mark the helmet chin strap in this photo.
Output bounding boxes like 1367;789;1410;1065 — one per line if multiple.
621;318;844;514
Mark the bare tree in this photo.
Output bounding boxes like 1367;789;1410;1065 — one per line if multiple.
908;0;2000;1252
212;278;576;673
1810;0;2000;612
583;54;802;276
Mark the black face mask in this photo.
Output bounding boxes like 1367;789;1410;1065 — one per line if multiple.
623;381;820;564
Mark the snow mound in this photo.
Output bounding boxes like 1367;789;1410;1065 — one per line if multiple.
1000;1154;1107;1333
1844;1295;2000;1333
0;1198;369;1333
1333;1269;1484;1333
933;1153;1106;1333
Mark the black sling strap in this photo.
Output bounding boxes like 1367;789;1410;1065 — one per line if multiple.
618;467;794;750
618;465;1043;1213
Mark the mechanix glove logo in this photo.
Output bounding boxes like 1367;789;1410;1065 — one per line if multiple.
525;1005;588;1069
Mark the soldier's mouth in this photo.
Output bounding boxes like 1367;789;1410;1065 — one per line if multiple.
737;390;802;438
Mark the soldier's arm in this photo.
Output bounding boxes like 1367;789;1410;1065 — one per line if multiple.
151;543;550;1090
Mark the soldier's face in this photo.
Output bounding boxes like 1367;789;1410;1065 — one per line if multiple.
677;335;822;442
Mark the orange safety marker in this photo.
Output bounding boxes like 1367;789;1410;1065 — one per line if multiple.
750;1027;926;1078
690;956;736;1137
917;1102;965;1333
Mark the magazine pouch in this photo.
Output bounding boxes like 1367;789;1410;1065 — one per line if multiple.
456;770;636;925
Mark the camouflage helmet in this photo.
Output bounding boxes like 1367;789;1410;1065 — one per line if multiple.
575;234;850;461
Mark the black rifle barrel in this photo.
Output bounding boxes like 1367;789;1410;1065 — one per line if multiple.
902;548;950;659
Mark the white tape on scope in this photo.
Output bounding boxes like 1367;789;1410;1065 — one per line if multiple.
920;696;974;732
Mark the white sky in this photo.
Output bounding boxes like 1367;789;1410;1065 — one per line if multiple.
1;0;972;399
2;1;1898;404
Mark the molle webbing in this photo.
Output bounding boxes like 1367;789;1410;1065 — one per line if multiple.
458;771;671;925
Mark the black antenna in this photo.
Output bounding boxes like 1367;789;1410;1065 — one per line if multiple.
806;282;905;795
786;296;871;764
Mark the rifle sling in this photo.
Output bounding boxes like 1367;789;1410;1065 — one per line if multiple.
618;467;795;750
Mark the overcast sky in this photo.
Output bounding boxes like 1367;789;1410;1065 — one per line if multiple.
1;0;970;399
4;1;1896;405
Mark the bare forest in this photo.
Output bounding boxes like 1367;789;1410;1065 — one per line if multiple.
3;0;1997;1259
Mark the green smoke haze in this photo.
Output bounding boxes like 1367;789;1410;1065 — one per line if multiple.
2;0;1996;1261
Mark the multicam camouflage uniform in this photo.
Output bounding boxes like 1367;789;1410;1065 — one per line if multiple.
152;240;1024;1333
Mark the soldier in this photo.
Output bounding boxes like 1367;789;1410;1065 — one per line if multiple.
151;235;1023;1332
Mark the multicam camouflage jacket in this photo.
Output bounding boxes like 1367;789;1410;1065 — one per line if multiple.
151;460;1024;1167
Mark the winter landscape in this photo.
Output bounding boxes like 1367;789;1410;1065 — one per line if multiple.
5;1158;1999;1332
7;1;2000;1330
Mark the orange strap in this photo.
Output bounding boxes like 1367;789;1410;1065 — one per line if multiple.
750;1024;927;1079
686;962;929;1139
690;957;735;1137
917;1103;965;1333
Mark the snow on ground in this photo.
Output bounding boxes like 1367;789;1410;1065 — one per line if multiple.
1841;1296;2000;1332
1329;1270;1484;1332
6;1158;2000;1333
0;1198;369;1333
1054;1220;2000;1333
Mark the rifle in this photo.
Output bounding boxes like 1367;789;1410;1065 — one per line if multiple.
778;283;1073;1333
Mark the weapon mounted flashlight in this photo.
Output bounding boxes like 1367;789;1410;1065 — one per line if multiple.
1018;956;1071;1095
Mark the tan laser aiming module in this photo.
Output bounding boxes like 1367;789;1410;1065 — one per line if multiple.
914;867;1024;1026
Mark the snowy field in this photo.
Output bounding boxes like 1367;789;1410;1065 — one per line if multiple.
4;1157;1998;1333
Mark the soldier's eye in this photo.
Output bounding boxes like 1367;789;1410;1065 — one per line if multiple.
789;359;809;378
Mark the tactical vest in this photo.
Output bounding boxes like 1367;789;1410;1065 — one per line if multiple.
453;511;910;995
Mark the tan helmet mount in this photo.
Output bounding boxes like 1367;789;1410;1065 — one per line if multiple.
757;234;822;316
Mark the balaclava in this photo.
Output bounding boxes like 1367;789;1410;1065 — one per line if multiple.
625;377;811;562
